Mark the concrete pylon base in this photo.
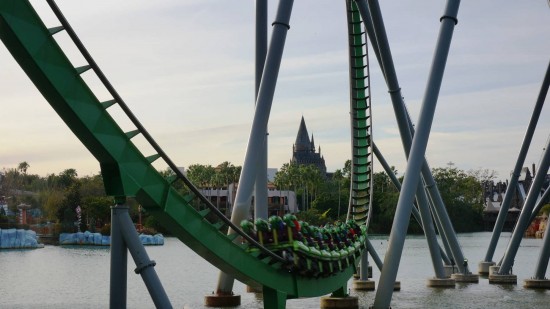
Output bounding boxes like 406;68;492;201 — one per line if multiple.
488;265;500;276
427;277;455;288
320;296;359;309
204;293;241;307
478;261;495;276
394;281;401;291
246;285;262;293
443;265;456;277
524;279;550;289
451;273;479;283
353;279;375;291
488;274;517;285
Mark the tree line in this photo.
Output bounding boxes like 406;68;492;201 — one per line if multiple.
1;160;495;234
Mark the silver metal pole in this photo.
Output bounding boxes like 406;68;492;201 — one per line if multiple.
216;0;294;293
254;0;269;222
373;142;449;271
371;0;461;307
110;204;128;309
484;60;550;263
118;210;172;309
366;237;383;270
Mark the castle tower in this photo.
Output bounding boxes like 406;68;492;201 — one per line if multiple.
291;116;327;176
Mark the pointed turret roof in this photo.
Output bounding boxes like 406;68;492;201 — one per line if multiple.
294;116;311;152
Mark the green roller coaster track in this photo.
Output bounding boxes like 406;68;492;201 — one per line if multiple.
0;0;373;307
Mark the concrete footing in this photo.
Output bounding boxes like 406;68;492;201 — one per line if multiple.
488;274;517;284
204;293;241;307
320;296;359;309
354;266;373;279
451;273;479;283
427;277;455;288
394;281;401;291
246;285;262;293
443;265;457;277
478;261;495;276
524;279;550;289
488;265;500;276
353;279;375;291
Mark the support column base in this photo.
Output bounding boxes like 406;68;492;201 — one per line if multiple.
443;265;456;277
204;293;241;307
524;279;550;289
478;261;495;276
489;265;500;276
353;279;375;291
451;273;479;283
488;274;517;285
320;296;359;309
427;277;455;288
394;281;401;291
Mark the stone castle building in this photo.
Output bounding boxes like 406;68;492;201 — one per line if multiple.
291;116;327;176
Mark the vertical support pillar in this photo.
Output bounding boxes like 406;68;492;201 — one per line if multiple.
110;204;128;309
254;0;269;222
118;209;172;308
213;0;295;298
369;0;461;307
524;216;550;289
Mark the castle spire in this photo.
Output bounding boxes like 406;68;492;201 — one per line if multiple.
294;116;311;152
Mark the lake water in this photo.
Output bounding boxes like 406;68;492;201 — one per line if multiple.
0;232;548;308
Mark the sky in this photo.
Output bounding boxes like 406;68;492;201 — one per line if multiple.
0;0;549;182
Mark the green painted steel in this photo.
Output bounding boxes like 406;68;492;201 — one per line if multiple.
0;0;364;303
346;0;374;228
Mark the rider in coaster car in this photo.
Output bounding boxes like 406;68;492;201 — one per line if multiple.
283;214;302;241
268;215;285;244
240;220;257;240
255;218;271;245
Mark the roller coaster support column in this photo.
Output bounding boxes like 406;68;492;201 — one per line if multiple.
357;0;452;284
481;60;550;275
529;188;550;226
491;139;550;284
110;204;128;308
110;203;172;309
254;0;269;222
212;0;294;303
373;143;451;265
369;0;461;307
358;0;471;278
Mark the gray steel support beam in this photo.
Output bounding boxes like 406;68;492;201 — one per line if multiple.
110;204;128;309
499;139;550;275
360;253;370;280
358;0;467;274
110;204;172;309
254;0;269;221
484;60;550;263
373;142;450;269
216;0;294;293
366;237;384;271
118;209;172;309
369;0;461;307
534;212;550;279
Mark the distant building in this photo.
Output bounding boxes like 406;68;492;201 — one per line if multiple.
291;116;327;176
482;164;550;231
200;183;297;218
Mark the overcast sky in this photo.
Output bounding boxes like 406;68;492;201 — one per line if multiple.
1;0;549;181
